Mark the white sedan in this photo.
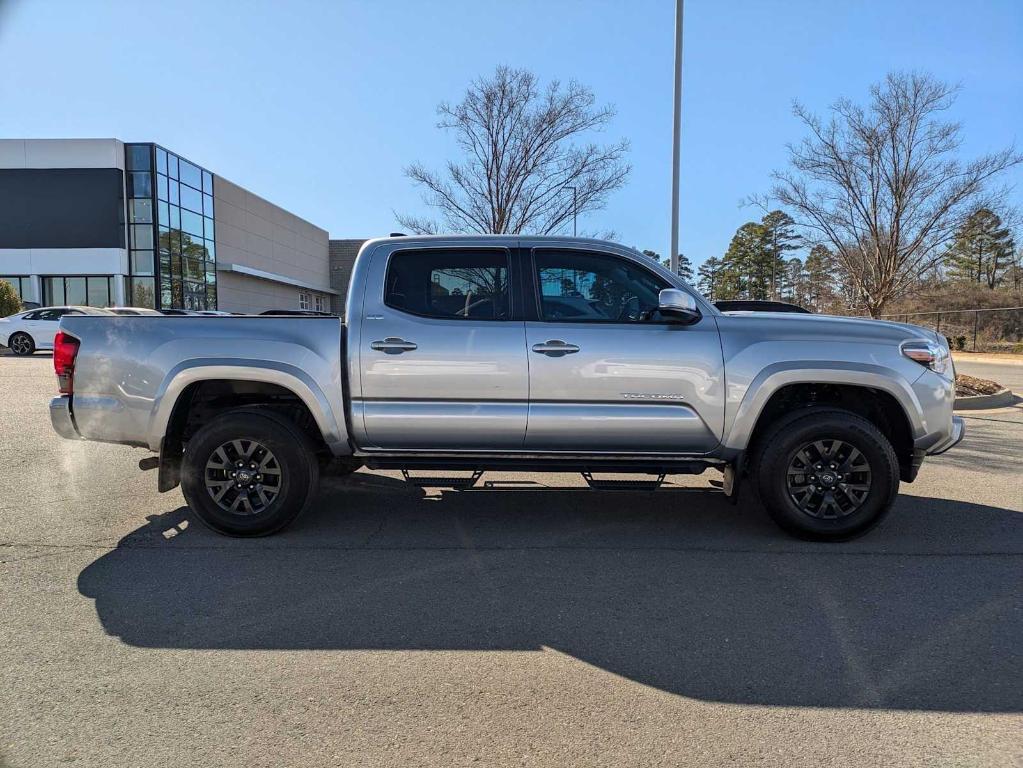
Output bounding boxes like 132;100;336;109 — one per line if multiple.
0;306;110;356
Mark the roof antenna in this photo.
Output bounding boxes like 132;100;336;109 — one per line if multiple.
389;232;407;237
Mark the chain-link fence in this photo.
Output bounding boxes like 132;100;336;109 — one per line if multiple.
881;306;1023;353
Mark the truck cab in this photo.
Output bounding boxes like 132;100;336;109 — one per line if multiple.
347;236;723;454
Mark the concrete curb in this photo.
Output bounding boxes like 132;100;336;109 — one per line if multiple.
954;388;1016;410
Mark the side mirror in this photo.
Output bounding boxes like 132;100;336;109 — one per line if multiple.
658;289;701;324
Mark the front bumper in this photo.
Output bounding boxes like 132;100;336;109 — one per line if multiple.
927;415;965;456
50;396;80;440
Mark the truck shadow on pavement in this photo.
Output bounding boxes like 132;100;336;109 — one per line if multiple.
78;473;1022;713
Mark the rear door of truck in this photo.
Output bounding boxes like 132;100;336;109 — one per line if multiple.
352;242;528;450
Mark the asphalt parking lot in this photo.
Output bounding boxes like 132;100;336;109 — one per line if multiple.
1;354;1021;767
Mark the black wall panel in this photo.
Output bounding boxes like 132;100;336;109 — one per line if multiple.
0;168;124;249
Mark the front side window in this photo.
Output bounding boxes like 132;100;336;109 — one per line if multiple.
533;250;668;323
385;249;510;320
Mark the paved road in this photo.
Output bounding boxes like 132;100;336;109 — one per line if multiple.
1;355;1021;767
955;355;1023;394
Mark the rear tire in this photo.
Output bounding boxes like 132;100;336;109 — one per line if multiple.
8;332;35;356
181;408;319;536
750;408;899;541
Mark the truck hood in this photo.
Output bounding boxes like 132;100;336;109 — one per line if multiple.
715;310;940;345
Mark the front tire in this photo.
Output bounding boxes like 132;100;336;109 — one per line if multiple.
750;408;899;541
8;332;35;356
181;409;319;536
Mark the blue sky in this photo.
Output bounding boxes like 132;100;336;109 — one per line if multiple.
1;0;1020;267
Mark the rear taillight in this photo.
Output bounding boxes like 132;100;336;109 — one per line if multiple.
53;332;80;394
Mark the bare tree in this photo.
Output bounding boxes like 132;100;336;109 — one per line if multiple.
765;72;1022;317
397;66;630;235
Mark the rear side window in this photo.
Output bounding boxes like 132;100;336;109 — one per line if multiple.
384;249;511;320
36;309;65;321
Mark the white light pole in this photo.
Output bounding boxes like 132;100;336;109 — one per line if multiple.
670;0;684;275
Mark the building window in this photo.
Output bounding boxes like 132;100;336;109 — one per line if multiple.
299;292;310;310
0;276;28;302
42;276;113;308
127;144;217;311
314;295;325;312
130;277;156;309
126;145;151;170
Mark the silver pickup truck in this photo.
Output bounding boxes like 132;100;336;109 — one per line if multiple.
50;235;964;540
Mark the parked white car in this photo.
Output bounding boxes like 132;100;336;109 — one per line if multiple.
0;306;110;355
107;307;163;316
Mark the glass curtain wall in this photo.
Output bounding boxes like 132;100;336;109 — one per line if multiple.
125;143;217;310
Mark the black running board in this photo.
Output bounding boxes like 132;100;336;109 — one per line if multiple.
581;472;666;491
401;469;484;489
364;454;711;475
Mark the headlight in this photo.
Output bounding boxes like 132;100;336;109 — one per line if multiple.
901;339;951;377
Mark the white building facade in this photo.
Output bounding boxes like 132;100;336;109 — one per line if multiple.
0;139;336;313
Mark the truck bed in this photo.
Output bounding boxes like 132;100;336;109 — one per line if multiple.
55;315;350;453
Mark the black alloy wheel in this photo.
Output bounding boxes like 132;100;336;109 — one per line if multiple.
9;333;34;356
751;408;899;541
785;439;872;519
181;409;319;536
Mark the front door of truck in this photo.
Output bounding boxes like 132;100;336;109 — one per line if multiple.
522;247;724;453
355;244;529;450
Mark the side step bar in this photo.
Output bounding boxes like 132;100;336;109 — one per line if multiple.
581;472;666;491
372;454;730;493
398;470;692;492
365;455;711;475
401;469;484;489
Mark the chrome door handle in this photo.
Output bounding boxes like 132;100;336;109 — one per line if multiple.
370;337;418;354
531;339;580;356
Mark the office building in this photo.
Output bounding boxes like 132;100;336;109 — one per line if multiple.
329;238;368;312
0;139;337;313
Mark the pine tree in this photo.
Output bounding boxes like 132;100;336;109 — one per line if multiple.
781;257;805;304
675;253;694;282
641;249;693;281
803;245;836;312
1008;247;1023;292
760;210;801;299
696;257;722;300
641;249;661;263
721;223;769;299
944;208;1015;288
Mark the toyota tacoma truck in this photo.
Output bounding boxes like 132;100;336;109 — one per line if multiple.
49;235;964;540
